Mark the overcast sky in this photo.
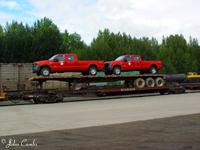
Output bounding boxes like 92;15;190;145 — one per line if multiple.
0;0;199;44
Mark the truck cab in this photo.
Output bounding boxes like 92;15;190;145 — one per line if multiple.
105;54;162;75
116;55;143;71
48;54;79;72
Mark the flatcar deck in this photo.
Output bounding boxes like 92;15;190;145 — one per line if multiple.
30;74;165;83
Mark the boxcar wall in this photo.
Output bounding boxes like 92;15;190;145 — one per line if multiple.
0;63;71;91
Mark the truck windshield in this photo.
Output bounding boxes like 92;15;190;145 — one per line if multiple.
49;55;58;60
115;56;125;61
49;55;65;61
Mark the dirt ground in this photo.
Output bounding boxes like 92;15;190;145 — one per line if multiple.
1;113;200;150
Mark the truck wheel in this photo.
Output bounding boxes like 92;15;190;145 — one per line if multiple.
150;66;157;74
40;67;50;76
155;77;165;87
134;78;145;88
145;77;155;87
113;66;121;75
89;66;97;75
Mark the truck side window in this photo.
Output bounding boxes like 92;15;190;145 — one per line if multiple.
56;56;65;61
125;55;132;62
68;55;74;61
134;56;139;61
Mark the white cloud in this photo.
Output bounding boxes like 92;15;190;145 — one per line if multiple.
0;12;12;19
28;0;200;44
0;12;16;25
0;0;20;9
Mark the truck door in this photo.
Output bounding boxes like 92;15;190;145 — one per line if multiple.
122;55;132;71
131;55;141;70
50;54;66;72
64;54;77;71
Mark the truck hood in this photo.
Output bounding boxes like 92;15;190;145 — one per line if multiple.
34;60;52;65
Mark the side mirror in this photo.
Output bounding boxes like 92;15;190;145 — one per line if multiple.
53;58;59;62
124;58;128;62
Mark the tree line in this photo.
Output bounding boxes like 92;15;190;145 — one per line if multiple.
0;17;199;74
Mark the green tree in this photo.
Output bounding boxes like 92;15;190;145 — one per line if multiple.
0;25;4;62
32;17;62;60
3;21;32;62
158;35;198;73
188;37;200;72
61;30;87;59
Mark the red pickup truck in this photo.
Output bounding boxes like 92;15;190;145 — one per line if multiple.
33;54;104;76
104;55;162;75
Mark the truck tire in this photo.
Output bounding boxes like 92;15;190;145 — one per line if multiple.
155;77;165;87
134;78;145;88
145;77;155;87
40;67;50;76
113;66;121;75
150;66;157;74
89;66;97;75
